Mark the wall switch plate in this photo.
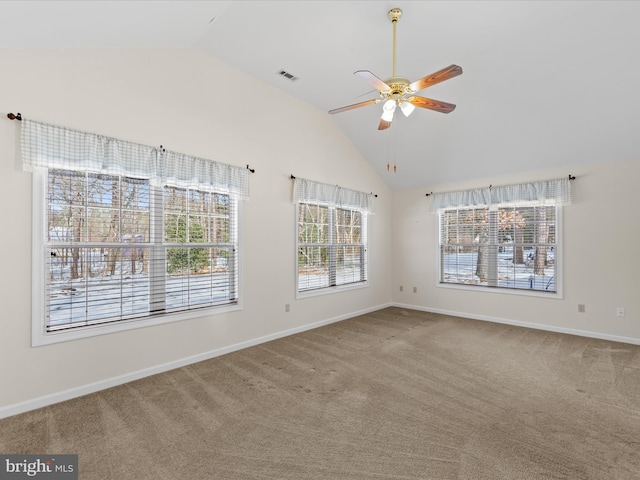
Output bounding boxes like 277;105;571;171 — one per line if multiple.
578;304;585;313
616;307;625;318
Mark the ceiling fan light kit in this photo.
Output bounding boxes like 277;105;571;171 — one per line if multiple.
329;7;462;130
381;99;396;121
399;100;415;117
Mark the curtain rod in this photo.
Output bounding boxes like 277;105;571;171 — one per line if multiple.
425;174;576;197
8;112;256;174
290;174;377;198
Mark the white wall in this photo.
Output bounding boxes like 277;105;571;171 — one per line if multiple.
3;46;638;418
392;158;640;343
0;48;392;414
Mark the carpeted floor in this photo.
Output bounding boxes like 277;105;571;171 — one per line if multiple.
1;307;640;479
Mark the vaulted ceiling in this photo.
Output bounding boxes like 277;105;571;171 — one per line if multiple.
1;1;639;190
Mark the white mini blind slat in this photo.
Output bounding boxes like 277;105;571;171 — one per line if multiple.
429;177;572;211
21;119;250;197
293;177;375;214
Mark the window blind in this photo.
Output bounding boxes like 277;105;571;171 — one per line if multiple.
293;177;369;293
433;177;571;294
25;119;245;335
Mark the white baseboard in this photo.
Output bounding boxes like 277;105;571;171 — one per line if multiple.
0;303;393;420
392;302;640;346
8;301;634;420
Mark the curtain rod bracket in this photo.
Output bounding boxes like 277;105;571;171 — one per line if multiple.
7;112;22;121
426;192;433;197
246;165;255;173
569;174;576;180
290;174;296;179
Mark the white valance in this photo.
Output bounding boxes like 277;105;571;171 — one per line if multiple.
293;177;375;214
429;177;572;211
21;119;250;197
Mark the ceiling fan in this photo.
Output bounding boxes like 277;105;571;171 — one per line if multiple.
329;8;462;130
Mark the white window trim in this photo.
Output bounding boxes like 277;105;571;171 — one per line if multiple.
435;206;563;300
31;168;243;346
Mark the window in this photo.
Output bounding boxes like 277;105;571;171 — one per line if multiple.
293;177;374;295
297;203;367;292
431;177;572;296
45;169;238;330
23;119;249;344
440;205;559;292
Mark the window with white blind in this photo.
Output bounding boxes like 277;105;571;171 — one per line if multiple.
293;177;373;295
432;177;572;296
23;119;249;345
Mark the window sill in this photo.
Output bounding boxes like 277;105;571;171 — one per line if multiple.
32;302;242;347
436;281;562;299
296;281;368;300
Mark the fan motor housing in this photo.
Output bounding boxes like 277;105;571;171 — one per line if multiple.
384;76;412;96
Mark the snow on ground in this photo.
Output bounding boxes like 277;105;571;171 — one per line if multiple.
48;270;232;328
48;247;553;328
442;248;555;291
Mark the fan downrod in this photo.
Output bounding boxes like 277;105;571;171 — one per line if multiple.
385;8;407;93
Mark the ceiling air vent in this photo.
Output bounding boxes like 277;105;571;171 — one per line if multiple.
278;69;299;82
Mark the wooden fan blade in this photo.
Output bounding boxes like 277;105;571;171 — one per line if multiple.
407;96;457;114
378;118;392;130
329;98;379;114
409;64;463;93
354;70;391;92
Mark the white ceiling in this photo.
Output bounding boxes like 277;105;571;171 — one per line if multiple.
1;1;639;190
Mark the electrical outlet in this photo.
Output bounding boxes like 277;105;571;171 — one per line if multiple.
616;307;625;318
285;304;290;313
577;304;585;313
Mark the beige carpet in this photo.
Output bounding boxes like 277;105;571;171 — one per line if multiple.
1;307;640;479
